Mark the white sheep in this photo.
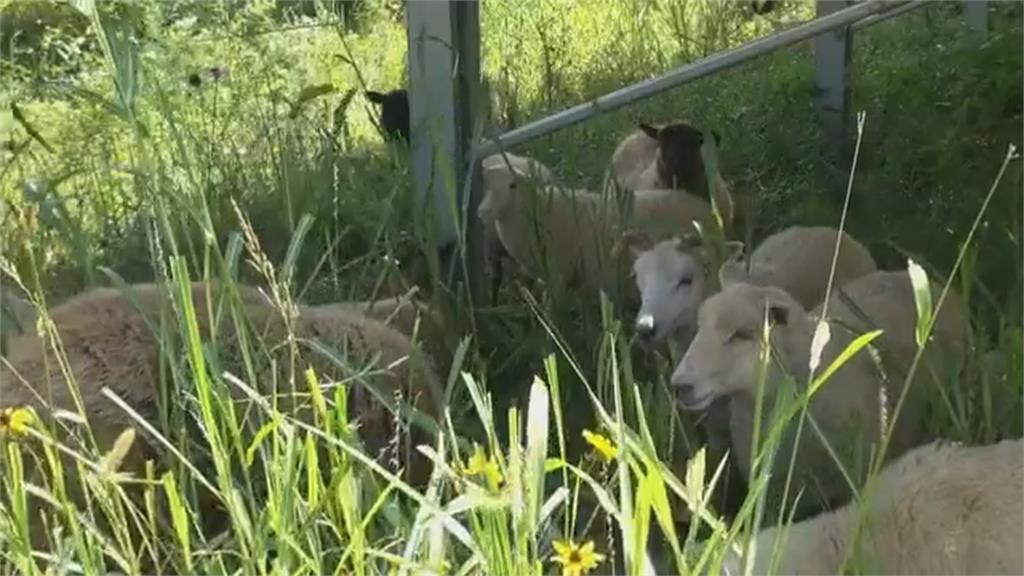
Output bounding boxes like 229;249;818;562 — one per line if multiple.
624;227;873;518
621;234;746;519
1;281;443;550
477;180;716;296
818;269;972;456
670;274;966;524
610;121;734;225
718;225;878;311
627;226;875;351
717;437;1024;575
480;152;556;299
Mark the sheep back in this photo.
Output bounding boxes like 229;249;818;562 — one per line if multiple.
722;437;1024;575
1;282;442;548
721;226;877;311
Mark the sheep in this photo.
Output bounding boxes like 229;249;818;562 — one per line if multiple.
482;151;553;182
627;226;875;352
366;88;409;143
480;152;557;301
718;437;1024;575
670;276;965;525
366;78;499;146
477;180;716;297
718;226;878;311
749;0;777;15
0;281;443;551
624;227;873;516
610;121;734;225
819;269;972;455
324;287;454;379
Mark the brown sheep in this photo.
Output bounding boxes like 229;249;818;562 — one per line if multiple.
1;281;443;553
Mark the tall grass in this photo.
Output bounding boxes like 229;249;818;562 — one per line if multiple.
0;1;1021;574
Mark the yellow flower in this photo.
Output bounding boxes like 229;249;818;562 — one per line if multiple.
551;539;606;576
461;444;503;490
582;429;617;462
0;406;35;437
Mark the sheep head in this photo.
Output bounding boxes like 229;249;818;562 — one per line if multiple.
367;89;410;143
639;121;721;194
670;283;806;411
477;165;522;224
625;232;707;345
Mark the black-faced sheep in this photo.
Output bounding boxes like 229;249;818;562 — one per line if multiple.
717;437;1023;575
366;88;409;143
749;0;777;16
670;275;967;524
1;281;443;550
610;121;734;225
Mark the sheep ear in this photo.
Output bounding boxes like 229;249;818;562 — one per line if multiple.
718;260;747;288
620;230;654;260
366;91;385;104
723;240;744;262
767;303;789;327
674;232;701;252
639;123;660;139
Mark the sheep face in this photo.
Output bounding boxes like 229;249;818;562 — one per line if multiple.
626;234;706;344
639;121;718;192
670;283;803;411
366;89;410;142
477;166;519;223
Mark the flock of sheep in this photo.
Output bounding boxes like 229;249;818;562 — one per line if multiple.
0;90;1020;575
471;111;1021;573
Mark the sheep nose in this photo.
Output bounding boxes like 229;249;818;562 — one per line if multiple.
674;380;695;398
635;314;656;340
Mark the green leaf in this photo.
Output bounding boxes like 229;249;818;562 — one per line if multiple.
11;104;54;153
289;83;338;119
810;329;884;395
906;259;934;349
162;471;193;572
525;376;550;536
246;419;280;467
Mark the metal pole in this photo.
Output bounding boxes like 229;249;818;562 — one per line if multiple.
852;0;929;31
406;1;484;301
407;2;458;252
475;0;911;158
453;1;487;307
814;0;853;185
964;0;989;42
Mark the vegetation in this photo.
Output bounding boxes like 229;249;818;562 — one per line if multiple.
0;0;1020;574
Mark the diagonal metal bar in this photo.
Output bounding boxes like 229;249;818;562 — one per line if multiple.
474;0;921;159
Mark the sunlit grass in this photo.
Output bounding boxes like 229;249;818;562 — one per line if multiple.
0;1;1020;575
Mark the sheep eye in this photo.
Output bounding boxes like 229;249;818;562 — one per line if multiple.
675;275;693;288
728;329;752;343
